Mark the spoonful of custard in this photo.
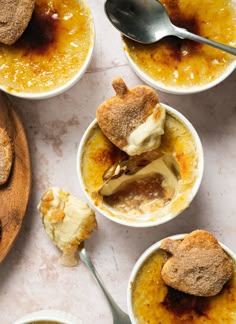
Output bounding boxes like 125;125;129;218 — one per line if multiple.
38;187;131;324
105;0;236;56
38;186;97;266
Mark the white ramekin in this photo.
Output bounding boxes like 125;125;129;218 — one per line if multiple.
77;103;204;227
123;44;236;95
127;233;236;323
12;309;80;324
0;0;95;100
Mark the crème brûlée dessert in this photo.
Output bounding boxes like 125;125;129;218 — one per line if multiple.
28;322;61;324
131;230;236;323
123;0;236;89
0;0;93;94
80;78;202;225
38;187;97;266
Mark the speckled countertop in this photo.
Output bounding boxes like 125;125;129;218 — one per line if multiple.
0;0;236;323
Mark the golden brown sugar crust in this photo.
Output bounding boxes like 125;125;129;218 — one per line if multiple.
96;77;158;150
0;0;35;45
0;127;13;185
160;230;233;297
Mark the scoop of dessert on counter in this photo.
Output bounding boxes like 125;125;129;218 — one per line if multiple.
79;77;203;225
0;127;13;185
129;231;236;323
160;230;233;297
0;0;35;45
97;77;166;156
38;187;97;267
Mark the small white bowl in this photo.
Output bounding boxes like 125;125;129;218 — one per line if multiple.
127;234;236;323
12;309;80;324
124;49;236;95
77;103;204;227
0;0;95;100
122;0;236;96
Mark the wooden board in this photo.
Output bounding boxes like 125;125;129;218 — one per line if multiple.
0;93;31;263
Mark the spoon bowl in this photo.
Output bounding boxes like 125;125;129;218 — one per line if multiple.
105;0;173;44
105;0;236;55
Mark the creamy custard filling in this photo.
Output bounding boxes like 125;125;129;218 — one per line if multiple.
99;103;180;215
101;154;180;215
123;104;166;156
38;187;96;266
81;112;199;222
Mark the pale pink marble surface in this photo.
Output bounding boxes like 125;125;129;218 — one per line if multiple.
0;0;236;323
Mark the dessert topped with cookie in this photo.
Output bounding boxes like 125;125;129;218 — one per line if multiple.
79;77;203;225
130;230;236;323
97;77;166;156
160;230;233;297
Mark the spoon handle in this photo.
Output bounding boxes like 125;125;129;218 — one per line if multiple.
79;248;131;323
174;26;236;56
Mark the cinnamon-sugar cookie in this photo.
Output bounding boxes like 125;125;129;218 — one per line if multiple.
0;0;35;45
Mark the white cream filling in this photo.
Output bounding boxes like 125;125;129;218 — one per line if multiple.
123;104;166;156
38;187;96;266
50;194;93;249
100;155;179;197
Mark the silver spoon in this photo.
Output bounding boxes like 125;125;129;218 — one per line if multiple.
105;0;236;56
79;247;132;324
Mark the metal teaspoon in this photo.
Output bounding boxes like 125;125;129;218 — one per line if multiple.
79;247;132;324
105;0;236;56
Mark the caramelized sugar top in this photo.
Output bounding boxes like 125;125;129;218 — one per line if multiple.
124;0;236;88
81;112;199;219
0;0;93;93
132;250;236;323
16;5;59;55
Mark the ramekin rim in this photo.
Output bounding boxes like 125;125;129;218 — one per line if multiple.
123;43;236;95
12;309;80;324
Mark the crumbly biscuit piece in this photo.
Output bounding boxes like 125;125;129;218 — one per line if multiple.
160;230;233;297
96;77;159;151
0;128;13;185
0;0;35;45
